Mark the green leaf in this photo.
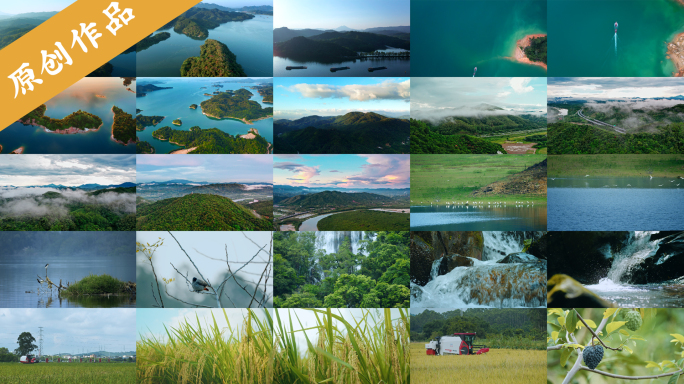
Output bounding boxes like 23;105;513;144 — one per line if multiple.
548;308;565;317
630;336;646;341
551;331;559;341
567;310;578;332
619;329;630;336
607;321;626;335
558;316;566;327
671;334;684;344
604;308;617;319
668;373;680;384
560;347;572;368
645;361;660;369
578;318;597;329
622;345;633;354
563;344;584;349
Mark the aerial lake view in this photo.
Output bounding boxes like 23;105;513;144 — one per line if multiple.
548;0;684;76
0;77;136;154
410;205;547;231
135;78;273;154
273;50;410;77
412;0;547;77
136;13;273;77
548;177;684;230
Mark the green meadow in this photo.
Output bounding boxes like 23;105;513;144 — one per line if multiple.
548;155;684;177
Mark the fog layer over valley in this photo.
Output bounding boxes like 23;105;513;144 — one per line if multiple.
0;187;135;218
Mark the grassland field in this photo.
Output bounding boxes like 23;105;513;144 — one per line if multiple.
484;130;548;155
410;154;547;205
548;154;684;177
0;362;135;384
410;342;545;384
316;210;410;231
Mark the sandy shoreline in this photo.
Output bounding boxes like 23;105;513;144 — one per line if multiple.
169;146;198;154
202;111;272;125
667;32;684;77
10;146;25;154
512;34;547;70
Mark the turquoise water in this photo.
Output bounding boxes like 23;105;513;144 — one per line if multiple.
136;15;273;77
411;0;547;77
135;78;273;154
548;0;684;76
0;78;136;154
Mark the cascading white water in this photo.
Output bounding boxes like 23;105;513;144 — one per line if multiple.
482;231;541;261
315;232;369;255
606;231;659;283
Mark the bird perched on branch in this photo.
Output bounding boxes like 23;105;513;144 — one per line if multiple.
191;277;209;292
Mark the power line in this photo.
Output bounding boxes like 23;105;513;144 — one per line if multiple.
38;327;43;357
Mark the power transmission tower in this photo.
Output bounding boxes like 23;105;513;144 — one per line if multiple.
38;327;44;357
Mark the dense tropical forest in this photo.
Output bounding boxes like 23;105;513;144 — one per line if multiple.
180;39;247;77
274;112;409;154
136;115;165;131
136;32;171;52
411;309;546;344
254;84;272;103
0;188;135;231
18;104;102;131
548;122;684;154
524;36;546;64
200;88;273;120
111;106;136;144
136;193;272;231
273;231;410;308
410;119;506;154
421;114;547;137
151;126;270;154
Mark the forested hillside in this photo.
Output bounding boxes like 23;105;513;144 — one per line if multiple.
410;119;506;154
274;231;410;308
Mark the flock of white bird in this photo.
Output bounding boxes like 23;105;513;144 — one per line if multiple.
410;200;536;208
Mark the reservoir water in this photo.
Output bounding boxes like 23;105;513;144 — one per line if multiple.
107;51;136;77
0;256;136;308
135;78;273;154
411;0;547;77
136;15;273;77
273;55;410;77
548;177;684;230
410;205;547;231
548;0;684;76
0;78;136;154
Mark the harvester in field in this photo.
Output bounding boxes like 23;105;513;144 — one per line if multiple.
20;354;39;364
425;332;490;356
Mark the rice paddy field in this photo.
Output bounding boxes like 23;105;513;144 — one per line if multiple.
136;309;273;384
409;342;546;384
410;154;548;204
0;363;135;384
274;308;410;384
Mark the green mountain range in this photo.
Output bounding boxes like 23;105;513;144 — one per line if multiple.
136;193;271;231
274;112;409;154
424;114;547;136
411;119;506;154
279;191;396;208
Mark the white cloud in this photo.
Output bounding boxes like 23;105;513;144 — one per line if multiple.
510;78;534;93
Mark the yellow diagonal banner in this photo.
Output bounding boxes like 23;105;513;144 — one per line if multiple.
0;0;200;131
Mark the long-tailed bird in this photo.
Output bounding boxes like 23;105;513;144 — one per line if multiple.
191;277;209;292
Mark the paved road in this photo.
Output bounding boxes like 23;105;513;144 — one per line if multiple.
577;109;626;134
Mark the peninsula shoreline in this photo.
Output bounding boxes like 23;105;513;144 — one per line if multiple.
512;34;547;70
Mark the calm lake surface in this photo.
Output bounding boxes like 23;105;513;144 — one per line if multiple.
0;78;136;154
108;52;136;77
548;0;684;76
410;205;547;231
548;177;684;230
411;0;547;76
136;78;273;154
0;256;136;308
137;15;273;77
273;56;410;77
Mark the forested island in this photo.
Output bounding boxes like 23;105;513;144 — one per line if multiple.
136;115;165;131
159;8;254;40
273;31;410;62
172;119;182;126
548;122;684;154
514;34;547;70
136;193;272;231
200;88;273;122
111;106;136;145
410;119;506;154
136;83;173;97
274;112;409;154
180;39;247;77
189;104;198;109
274;232;409;308
18;104;103;133
151;126;270;154
136;138;155;154
254;84;272;103
136;32;171;52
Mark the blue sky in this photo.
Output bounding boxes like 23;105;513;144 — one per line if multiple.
273;154;409;189
548;77;684;99
136;155;273;184
0;155;135;187
411;77;547;120
275;78;410;119
0;309;136;355
274;0;410;29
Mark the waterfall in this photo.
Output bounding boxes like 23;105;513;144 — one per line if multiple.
482;232;542;261
315;232;370;255
606;231;659;283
